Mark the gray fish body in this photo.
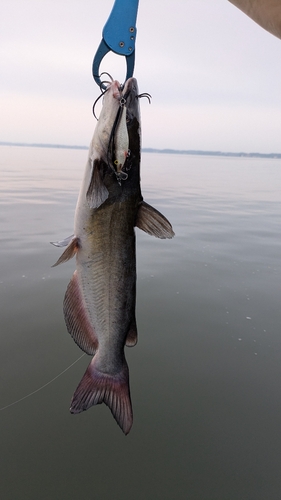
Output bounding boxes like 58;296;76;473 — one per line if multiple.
53;78;174;434
75;186;141;364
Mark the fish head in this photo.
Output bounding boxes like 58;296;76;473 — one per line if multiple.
93;80;132;171
95;78;141;180
88;78;142;201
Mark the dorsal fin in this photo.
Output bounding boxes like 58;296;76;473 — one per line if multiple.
63;271;98;355
136;201;175;239
52;237;80;267
86;158;108;209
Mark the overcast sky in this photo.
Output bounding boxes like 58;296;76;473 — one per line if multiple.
1;0;281;152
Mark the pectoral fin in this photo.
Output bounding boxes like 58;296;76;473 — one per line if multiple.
86;158;109;209
52;237;80;267
50;234;74;247
136;201;175;239
63;271;98;355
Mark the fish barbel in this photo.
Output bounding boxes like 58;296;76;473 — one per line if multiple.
52;78;174;434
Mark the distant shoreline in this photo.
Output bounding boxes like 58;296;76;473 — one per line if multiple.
1;141;281;159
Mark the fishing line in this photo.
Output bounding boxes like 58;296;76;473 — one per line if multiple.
93;87;109;120
0;353;86;412
92;74;116;120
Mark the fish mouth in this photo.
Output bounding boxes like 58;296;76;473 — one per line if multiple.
105;78;138;102
102;77;139;122
122;77;138;95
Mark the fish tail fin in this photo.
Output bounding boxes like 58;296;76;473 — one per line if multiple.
70;357;133;435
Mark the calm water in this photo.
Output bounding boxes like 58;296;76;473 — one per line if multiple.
0;145;281;499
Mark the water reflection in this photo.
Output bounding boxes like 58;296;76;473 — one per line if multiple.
1;146;281;499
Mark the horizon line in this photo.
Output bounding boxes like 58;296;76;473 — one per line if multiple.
1;141;281;159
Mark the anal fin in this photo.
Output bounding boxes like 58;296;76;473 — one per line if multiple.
63;270;98;355
136;201;175;239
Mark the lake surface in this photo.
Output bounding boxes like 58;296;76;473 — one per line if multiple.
0;145;281;499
